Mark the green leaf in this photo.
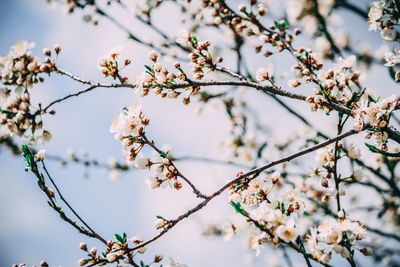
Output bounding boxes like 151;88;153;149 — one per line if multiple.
159;151;169;158
386;159;398;172
365;143;380;153
230;202;249;217
191;35;198;42
144;65;154;74
275;19;287;29
115;233;124;244
364;143;400;158
368;95;377;103
122;232;127;243
22;144;36;170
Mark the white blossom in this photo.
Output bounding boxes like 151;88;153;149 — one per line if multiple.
276;218;299;242
34;149;46;161
347;144;360;159
384;49;400;67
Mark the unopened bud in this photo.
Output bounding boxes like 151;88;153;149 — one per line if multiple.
43;48;51;57
79;242;88;251
54;44;61;54
154;255;163;263
78;258;89;266
271;171;280;184
90;247;97;255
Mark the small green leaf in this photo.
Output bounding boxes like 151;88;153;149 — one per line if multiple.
368;95;377;103
230;202;249;217
115;233;124;244
159;151;169;158
386;159;398;172
364;143;400;157
365;143;380;153
22;144;36;171
144;65;154;74
122;232;127;243
275;19;287;29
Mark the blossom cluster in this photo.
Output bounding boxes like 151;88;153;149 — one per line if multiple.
78;238;186;267
384;48;400;68
0;41;50;88
186;2;299;56
228;167;370;265
368;1;399;41
228;171;309;255
228;171;280;206
110;103;149;161
353;94;398;150
308;143;364;200
110;104;183;191
186;34;222;80
0;41;56;141
368;1;400;81
304;55;361;111
384;48;400;81
139;51;198;105
99;46;130;82
306;216;369;264
78;236;151;266
139;153;182;191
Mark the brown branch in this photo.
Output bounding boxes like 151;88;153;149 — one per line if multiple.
142;135;207;199
41;162;107;244
127;129;359;252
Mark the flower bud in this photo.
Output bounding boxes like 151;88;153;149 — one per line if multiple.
347;144;360;159
338;210;345;220
106;253;118;263
238;4;247;12
138;246;147;254
148;51;159;62
54;44;61;54
90;247;97;256
321;178;329;188
43;48;51;56
35;149;46;161
288;79;301;88
79;242;88;251
155;218;167;229
154;255;163;263
78;258;89;266
271;171;280;184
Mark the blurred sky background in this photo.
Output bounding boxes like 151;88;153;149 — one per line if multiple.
0;0;397;266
